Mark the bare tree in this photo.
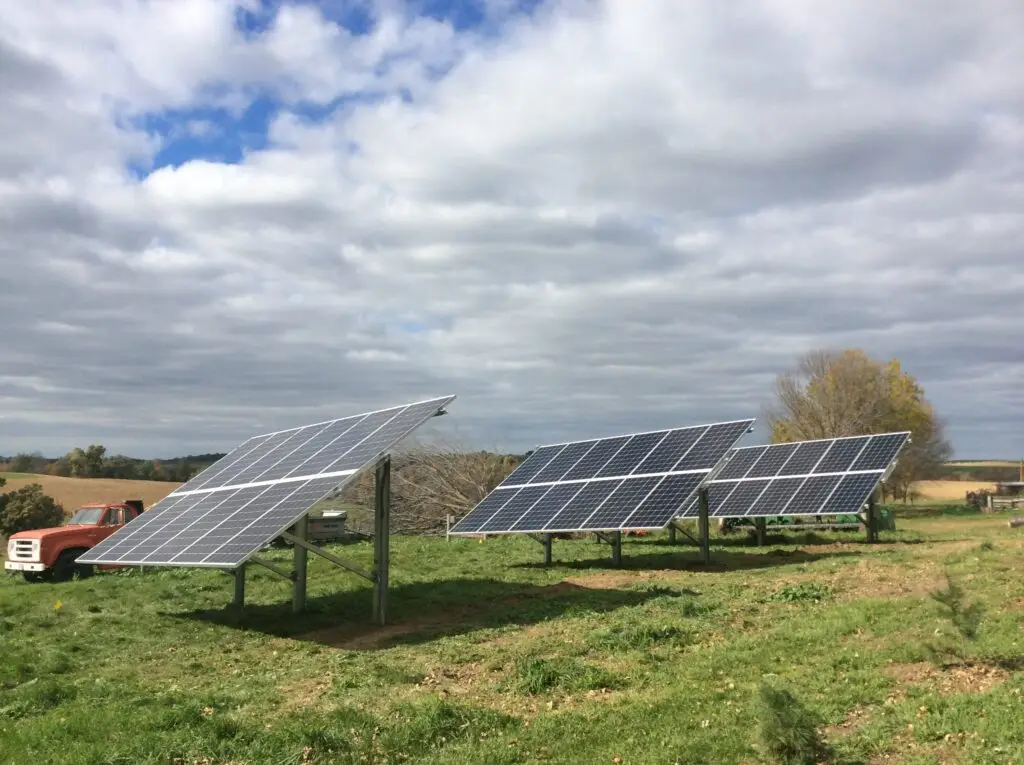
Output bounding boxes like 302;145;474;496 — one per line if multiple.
343;438;520;535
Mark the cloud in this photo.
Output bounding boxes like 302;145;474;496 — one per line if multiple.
1;0;1022;460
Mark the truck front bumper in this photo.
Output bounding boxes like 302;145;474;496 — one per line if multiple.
5;561;45;572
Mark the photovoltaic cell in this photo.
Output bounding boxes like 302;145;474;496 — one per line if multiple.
691;431;910;520
623;473;705;528
777;440;832;476
633;428;704;474
813;438;867;474
543;480;624;532
448;488;519;534
745;477;805;516
79;396;455;568
684;421;757;470
745;442;800;477
850;433;909;472
501;446;564;485
511;483;585;532
477;486;553;534
531;441;598;483
579;476;663;529
561;437;629;481
594;432;668;478
450;419;755;535
714;446;767;480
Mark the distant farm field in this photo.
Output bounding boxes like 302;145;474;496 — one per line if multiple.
913;479;997;500
947;460;1021;468
0;473;180;512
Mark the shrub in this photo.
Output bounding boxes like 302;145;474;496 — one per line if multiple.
0;484;64;537
755;682;828;765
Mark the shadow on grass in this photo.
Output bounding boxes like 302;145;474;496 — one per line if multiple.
514;546;863;573
625;531;945;549
169;577;682;651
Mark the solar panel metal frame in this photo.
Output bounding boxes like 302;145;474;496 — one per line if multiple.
449;418;755;536
78;395;456;569
679;431;911;520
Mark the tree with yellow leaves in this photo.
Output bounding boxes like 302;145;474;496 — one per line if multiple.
765;349;952;501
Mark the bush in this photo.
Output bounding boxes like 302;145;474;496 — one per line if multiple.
0;484;64;537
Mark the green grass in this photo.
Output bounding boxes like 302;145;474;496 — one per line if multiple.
2;524;1024;764
0;472;38;480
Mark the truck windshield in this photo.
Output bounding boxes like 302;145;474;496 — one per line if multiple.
67;508;105;525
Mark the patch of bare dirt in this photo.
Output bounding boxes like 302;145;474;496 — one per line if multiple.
278;674;333;713
298;615;451;650
884;661;1010;695
415;661;496;697
824;705;871;739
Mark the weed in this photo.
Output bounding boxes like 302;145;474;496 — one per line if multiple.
754;682;828;765
761;582;833;604
979;540;996;552
504;656;620;695
589;623;690;651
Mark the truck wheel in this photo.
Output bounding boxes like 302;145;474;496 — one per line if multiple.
51;549;94;582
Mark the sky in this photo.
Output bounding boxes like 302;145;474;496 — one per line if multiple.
1;0;1022;460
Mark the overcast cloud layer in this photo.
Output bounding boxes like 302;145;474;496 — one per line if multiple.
1;0;1022;459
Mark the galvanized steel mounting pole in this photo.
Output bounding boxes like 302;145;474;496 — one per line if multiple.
697;487;711;564
292;516;309;614
755;518;766;547
372;455;392;626
543;534;553;566
233;564;246;608
611;530;622;566
865;492;878;544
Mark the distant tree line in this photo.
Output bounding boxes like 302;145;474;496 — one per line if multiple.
1;445;225;483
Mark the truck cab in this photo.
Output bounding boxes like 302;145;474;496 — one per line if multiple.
4;499;144;582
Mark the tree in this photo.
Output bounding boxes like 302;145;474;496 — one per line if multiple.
345;441;520;535
765;349;952;498
103;454;139;480
9;452;48;474
0;483;64;537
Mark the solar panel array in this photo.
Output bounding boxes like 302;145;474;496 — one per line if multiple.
449;419;754;535
79;396;455;568
679;432;910;520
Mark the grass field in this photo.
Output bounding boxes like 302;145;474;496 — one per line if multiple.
2;512;1023;764
0;473;180;512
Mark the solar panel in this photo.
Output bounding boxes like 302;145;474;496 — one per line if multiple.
79;396;455;568
679;431;910;519
449;419;754;535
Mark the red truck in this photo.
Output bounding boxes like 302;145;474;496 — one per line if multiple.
4;499;144;582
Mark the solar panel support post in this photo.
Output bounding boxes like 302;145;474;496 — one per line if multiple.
755;518;766;547
232;565;246;608
529;534;554;565
292;515;309;614
669;524;677;544
372;455;391;626
865;492;878;544
698;488;711;565
611;531;622;567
